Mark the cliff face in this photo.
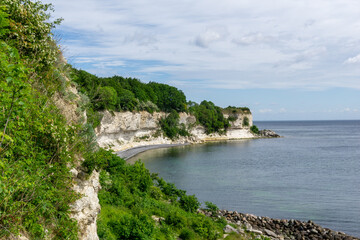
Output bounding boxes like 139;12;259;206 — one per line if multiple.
223;113;253;129
96;110;255;151
96;111;197;151
53;79;100;240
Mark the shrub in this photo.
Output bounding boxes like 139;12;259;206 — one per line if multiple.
192;218;221;240
250;125;259;134
243;116;249;127
165;211;186;228
179;228;196;240
159;110;189;139
157;178;184;199
189;101;230;134
227;115;237;122
94;86;118;110
179;194;200;213
204;201;219;215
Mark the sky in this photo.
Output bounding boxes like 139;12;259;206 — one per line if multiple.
44;0;360;120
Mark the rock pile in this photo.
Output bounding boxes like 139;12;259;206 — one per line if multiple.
207;210;359;240
259;129;281;138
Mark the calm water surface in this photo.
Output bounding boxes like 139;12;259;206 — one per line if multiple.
129;120;360;237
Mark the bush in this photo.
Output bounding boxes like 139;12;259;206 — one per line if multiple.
192;218;221;240
243;116;249;127
0;5;79;238
189;101;230;134
95;86;118;110
250;125;259;134
179;194;200;213
108;214;154;239
159;110;189;139
179;229;196;240
165;211;186;228
204;201;219;215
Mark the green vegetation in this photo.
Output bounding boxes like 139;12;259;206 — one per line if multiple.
159;110;190;140
250;125;259;134
0;1;257;239
224;232;271;240
223;106;251;115
83;149;225;240
204;201;219;216
71;69;187;127
189;101;230;134
243;116;250;127
0;2;80;238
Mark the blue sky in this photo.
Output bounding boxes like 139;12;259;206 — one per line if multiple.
45;0;360;120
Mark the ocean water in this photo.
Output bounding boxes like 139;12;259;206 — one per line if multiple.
129;120;360;237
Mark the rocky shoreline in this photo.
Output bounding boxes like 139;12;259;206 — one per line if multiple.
258;129;281;138
200;209;359;240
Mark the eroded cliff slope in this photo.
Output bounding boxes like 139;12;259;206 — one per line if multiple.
96;110;255;151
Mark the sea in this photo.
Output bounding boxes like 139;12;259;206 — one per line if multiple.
128;120;360;237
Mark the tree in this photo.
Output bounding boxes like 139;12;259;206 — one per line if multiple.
95;86;118;110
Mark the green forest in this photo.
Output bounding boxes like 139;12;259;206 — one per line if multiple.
0;1;259;239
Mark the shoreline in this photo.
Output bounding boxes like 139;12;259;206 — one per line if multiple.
116;143;190;160
205;209;359;240
116;133;281;161
115;129;282;161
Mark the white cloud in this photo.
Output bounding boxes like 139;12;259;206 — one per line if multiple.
194;30;222;48
345;54;360;64
45;0;360;90
232;33;272;46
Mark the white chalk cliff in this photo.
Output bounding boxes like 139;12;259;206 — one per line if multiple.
96;110;255;152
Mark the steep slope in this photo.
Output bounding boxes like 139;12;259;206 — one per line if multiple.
96;110;254;152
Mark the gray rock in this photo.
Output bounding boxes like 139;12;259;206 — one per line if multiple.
264;229;278;238
251;229;263;235
258;129;280;138
224;225;238;234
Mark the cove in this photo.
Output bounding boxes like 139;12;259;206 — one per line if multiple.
128;120;360;237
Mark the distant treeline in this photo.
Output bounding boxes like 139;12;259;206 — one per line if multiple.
71;69;251;135
71;69;186;113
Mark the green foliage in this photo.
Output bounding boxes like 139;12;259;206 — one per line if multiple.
117;88;138;111
0;2;86;238
71;69;187;114
1;0;62;73
250;125;259;134
148;82;187;112
227;115;238;122
204;201;219;215
189;100;230;134
159;110;190;139
179;228;196;240
95;150;226;240
179;194;200;213
243;116;249;127
0;40;78;238
95;86;118;110
223;106;251;114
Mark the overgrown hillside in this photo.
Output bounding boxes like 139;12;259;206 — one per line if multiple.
71;69;252;138
0;1;82;238
0;1;260;239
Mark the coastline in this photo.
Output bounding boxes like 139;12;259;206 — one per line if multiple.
209;209;360;240
115;130;281;161
116;143;190;160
